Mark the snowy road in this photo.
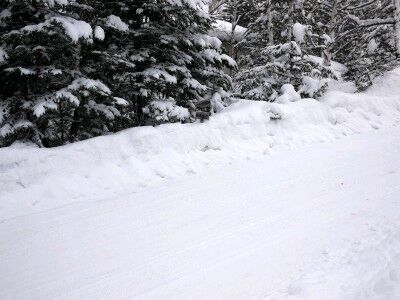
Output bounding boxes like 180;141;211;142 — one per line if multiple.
1;129;400;299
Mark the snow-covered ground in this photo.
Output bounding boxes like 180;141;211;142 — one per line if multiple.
1;70;400;299
1;128;400;299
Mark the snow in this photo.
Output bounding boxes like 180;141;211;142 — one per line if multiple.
113;97;129;106
1;67;400;215
1;69;400;299
33;99;57;118
14;15;93;43
293;22;307;43
56;91;79;105
299;76;327;97
322;33;331;44
0;47;8;64
67;77;111;94
220;53;237;68
88;101;118;120
44;0;70;6
50;16;92;42
0;120;34;137
94;25;105;41
194;34;222;49
202;48;224;63
211;20;247;42
32;90;79;118
367;38;378;54
143;99;190;122
306;55;348;76
5;67;35;75
276;84;301;103
182;78;207;91
30;78;112;117
143;68;177;84
1;127;400;299
211;90;227;112
105;15;129;32
170;0;209;13
0;8;11;20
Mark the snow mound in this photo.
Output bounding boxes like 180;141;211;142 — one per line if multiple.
1;69;400;218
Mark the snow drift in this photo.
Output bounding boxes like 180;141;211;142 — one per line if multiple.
1;69;400;218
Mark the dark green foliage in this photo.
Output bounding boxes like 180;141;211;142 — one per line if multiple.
0;0;234;147
334;0;398;89
235;0;336;101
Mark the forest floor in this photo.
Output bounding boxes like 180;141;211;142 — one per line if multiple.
1;127;400;299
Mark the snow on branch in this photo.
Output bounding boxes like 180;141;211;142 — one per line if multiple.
346;0;381;11
347;14;395;27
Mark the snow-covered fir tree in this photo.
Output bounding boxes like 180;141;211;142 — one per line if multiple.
0;0;128;147
134;0;234;124
213;0;258;28
210;0;259;64
0;0;234;147
235;0;336;102
1;0;400;148
310;0;400;89
82;0;234;125
335;0;399;89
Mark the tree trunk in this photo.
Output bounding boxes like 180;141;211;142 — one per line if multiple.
287;0;294;44
394;0;400;55
266;0;273;46
230;0;238;60
324;0;339;66
287;0;294;79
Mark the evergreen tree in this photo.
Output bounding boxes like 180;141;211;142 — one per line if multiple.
311;0;399;89
212;0;259;64
216;0;259;28
335;0;399;89
138;0;234;123
78;0;234;125
0;0;234;147
0;0;127;147
235;0;336;101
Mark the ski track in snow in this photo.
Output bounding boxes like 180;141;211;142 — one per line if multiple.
1;128;400;299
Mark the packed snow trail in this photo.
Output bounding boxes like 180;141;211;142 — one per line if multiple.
1;128;400;299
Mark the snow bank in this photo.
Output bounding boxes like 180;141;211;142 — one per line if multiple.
1;69;400;218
